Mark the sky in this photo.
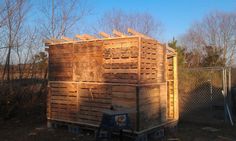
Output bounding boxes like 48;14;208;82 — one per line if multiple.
85;0;236;42
31;0;236;42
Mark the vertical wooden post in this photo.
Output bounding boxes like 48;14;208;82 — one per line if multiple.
160;83;167;122
136;36;141;131
173;53;179;120
160;44;167;121
164;44;167;82
138;37;141;82
72;43;75;81
47;82;52;128
76;82;79;121
136;86;140;131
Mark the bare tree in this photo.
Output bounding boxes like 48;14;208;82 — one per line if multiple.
181;11;236;66
0;0;29;81
96;9;163;38
39;0;92;39
13;28;39;79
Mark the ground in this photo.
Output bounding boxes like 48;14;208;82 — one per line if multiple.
0;106;236;141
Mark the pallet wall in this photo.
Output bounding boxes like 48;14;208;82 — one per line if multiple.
47;36;178;132
48;82;137;129
139;85;161;130
140;39;165;83
73;41;104;82
48;44;74;81
102;38;139;83
73;37;139;83
166;56;178;120
47;82;78;121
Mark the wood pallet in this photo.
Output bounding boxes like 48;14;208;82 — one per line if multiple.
46;28;179;134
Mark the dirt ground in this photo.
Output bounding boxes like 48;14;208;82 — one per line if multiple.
1;107;236;141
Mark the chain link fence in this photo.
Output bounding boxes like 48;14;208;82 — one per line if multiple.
178;67;231;124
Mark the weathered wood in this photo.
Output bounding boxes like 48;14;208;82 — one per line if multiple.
139;86;161;130
128;28;152;39
99;32;110;38
113;29;126;37
61;36;76;42
83;34;97;40
46;29;178;132
75;34;87;40
173;55;179;120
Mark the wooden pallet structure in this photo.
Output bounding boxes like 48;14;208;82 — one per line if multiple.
45;28;179;137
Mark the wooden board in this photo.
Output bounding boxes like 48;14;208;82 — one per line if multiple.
49;82;78;122
140;38;165;83
139;85;161;130
49;44;74;81
69;38;140;83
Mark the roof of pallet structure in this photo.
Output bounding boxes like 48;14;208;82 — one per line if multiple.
44;28;176;54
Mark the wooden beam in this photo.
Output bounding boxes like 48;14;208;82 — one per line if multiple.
43;39;53;45
61;36;75;42
173;54;179;120
167;54;174;58
83;34;97;40
99;32;110;38
51;38;65;42
75;34;87;40
127;28;151;39
44;38;73;45
113;29;126;37
167;46;176;53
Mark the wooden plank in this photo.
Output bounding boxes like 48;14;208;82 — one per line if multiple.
50;84;77;90
51;91;77;96
139;98;159;106
139;104;160;114
83;34;97;40
160;83;167;122
51;107;77;113
80;97;111;104
47;87;52;119
75;34;87;40
112;85;136;93
79;109;101;116
80;101;111;108
99;32;111;38
44;38;65;44
50;82;76;87
80;106;109;112
112;98;136;108
112;92;136;99
61;36;76;42
173;55;179;120
103;79;138;84
51;100;77;105
113;29;126;37
128;28;152;39
78;114;102;121
51;96;76;101
103;58;138;64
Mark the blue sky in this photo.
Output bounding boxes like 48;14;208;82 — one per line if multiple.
86;0;236;42
31;0;236;42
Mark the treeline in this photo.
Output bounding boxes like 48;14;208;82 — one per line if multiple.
171;12;236;68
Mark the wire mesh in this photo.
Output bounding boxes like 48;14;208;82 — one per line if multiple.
179;68;226;123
